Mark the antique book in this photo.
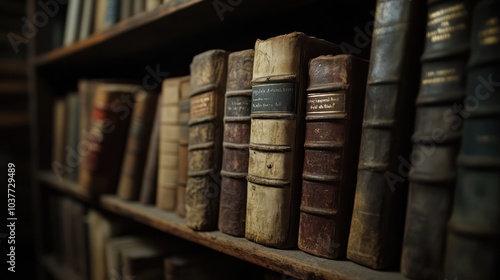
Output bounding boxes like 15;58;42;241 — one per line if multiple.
93;0;107;33
133;0;145;15
139;94;162;205
88;210;132;280
65;92;80;182
107;235;178;280
185;49;228;231
401;0;471;278
146;0;161;11
79;83;135;194
52;97;67;178
63;0;83;46
71;200;89;278
175;77;191;217
444;1;500;279
219;49;254;237
246;32;341;248
104;0;121;29
347;0;426;269
298;54;368;259
120;0;133;20
117;90;159;200
79;0;95;40
157;76;189;210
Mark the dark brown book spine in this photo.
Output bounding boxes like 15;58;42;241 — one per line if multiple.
444;1;500;278
401;0;471;278
139;93;163;205
185;50;228;231
298;55;368;259
80;84;135;194
218;49;254;237
117;90;159;201
347;0;427;269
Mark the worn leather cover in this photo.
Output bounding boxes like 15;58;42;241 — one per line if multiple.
445;1;500;279
175;77;191;217
347;0;426;269
157;76;189;210
246;32;341;248
80;84;135;194
401;0;471;278
218;49;254;237
185;50;228;231
298;55;368;259
117;90;159;201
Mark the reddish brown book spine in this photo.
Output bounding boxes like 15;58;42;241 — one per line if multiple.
80;84;136;194
298;55;369;259
218;49;254;236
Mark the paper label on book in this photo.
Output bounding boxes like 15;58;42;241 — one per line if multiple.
226;96;252;117
251;83;296;113
306;93;346;114
190;91;215;119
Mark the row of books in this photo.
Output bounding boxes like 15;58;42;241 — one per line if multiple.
63;0;167;46
48;194;283;280
51;0;499;278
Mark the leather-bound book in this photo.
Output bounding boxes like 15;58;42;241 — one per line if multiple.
139;94;162;205
66;92;81;182
175;77;190;217
246;32;341;248
80;83;135;194
347;0;426;269
401;0;472;278
117;89;159;200
157;76;189;210
219;49;254;236
52;97;67;181
444;1;500;279
298;54;368;259
185;49;228;231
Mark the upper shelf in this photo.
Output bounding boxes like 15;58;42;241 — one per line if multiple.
33;0;312;69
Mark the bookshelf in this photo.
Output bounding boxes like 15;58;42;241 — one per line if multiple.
28;0;406;279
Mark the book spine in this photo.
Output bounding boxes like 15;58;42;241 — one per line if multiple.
218;49;254;237
444;1;500;278
104;0;121;29
298;55;368;259
175;79;191;217
185;50;228;231
139;94;162;205
66;93;81;182
401;0;471;278
157;79;182;210
117;91;158;200
79;86;133;194
347;0;426;269
79;0;95;40
246;32;341;248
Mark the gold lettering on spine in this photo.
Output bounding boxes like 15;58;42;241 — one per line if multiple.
426;3;467;43
422;67;460;85
479;17;500;46
190;91;215;119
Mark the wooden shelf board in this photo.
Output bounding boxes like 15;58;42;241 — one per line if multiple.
100;195;404;280
37;171;95;203
41;255;83;280
33;0;308;69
